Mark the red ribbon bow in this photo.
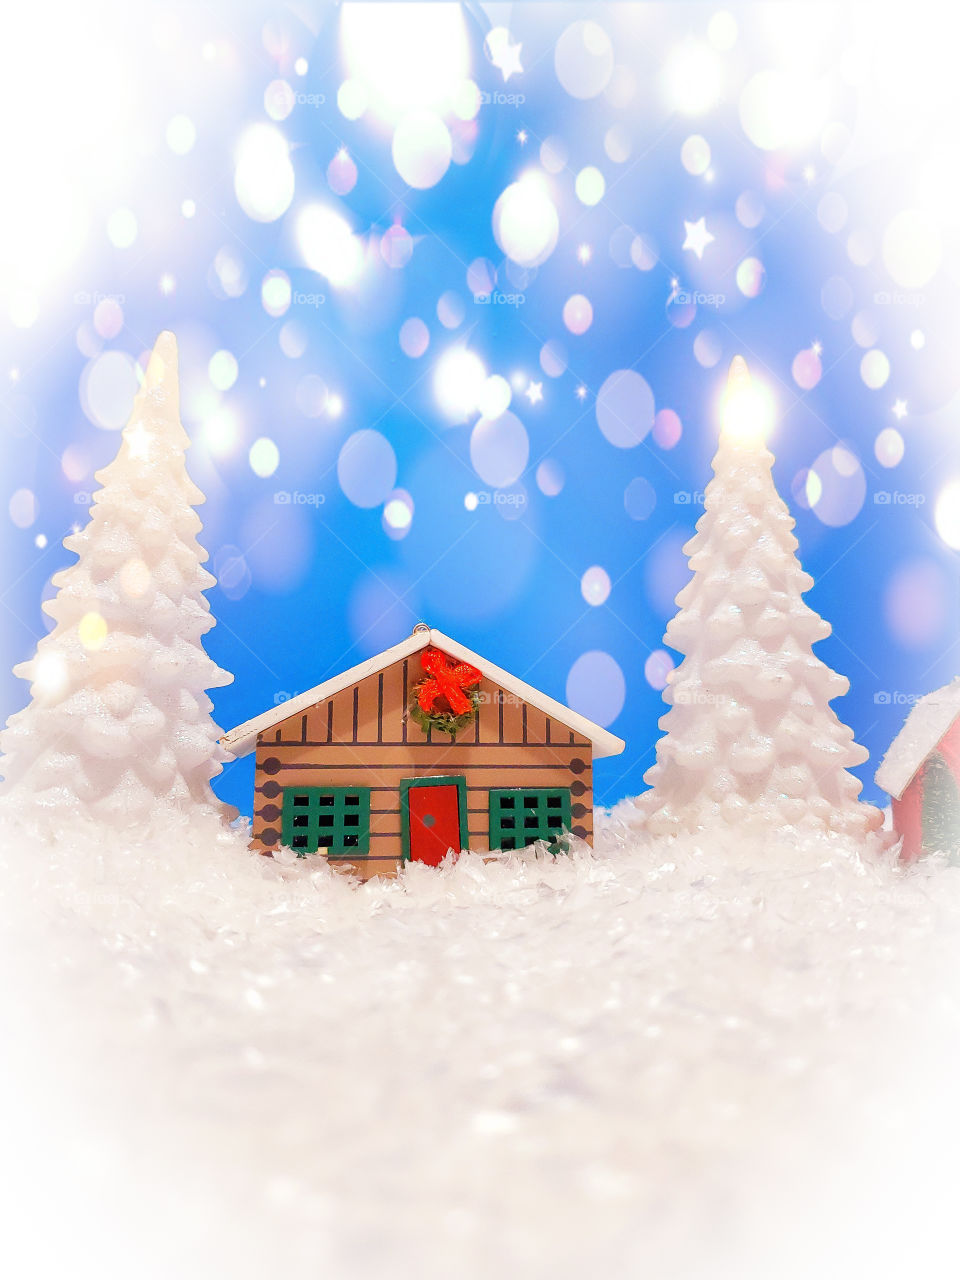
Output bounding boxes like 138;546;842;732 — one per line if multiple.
416;648;482;716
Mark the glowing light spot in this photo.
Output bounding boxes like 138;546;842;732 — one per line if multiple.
575;166;605;206
464;492;479;512
78;611;108;651
739;69;827;151
624;475;657;520
875;427;904;468
208;350;238;391
735;190;764;229
493;174;559;268
34;652;69;701
555;20;614;100
381;225;413;269
437;291;465;329
596;369;655;448
652;409;682;450
630;235;657;270
279;322;307;359
536;459;564;496
295;374;328;418
693;330;722;368
861;349;890;390
563;293;593;335
399;317;429;358
910;330;925;350
851;310;879;348
181;199;196;219
664;42;723;115
294;58;307;76
540;136;567;174
681;135;711;175
9;488;37;529
721;357;775;444
792;348;822;390
605;125;631;164
203;408;239;455
434;347;486;421
581;566;611;606
467;258;497;298
566;650;625;727
107;208;137;248
234;124;294;223
93;298;123;340
249;437;279;478
707;11;738;50
383;489;414;537
337;430;397;508
80;350;139;431
935;481;960;549
165;114;196;154
539;341;567;378
807;446;866;527
479;375;512;420
470;412;529;488
327;148;358;196
338;79;367;120
261;270;291;317
392;110;451;189
264;80;295;121
882;208;942;290
644;649;674;691
297;205;363;287
736;257;766;297
817;192;847;234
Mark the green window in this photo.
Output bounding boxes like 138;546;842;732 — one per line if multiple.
281;787;371;857
488;788;572;853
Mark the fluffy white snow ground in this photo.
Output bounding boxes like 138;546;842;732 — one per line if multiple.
3;808;960;1280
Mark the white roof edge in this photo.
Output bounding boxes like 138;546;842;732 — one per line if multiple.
221;627;625;760
874;677;960;800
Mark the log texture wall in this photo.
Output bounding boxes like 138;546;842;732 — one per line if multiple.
251;657;594;878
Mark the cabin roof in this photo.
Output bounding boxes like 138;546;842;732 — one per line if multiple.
221;626;626;760
874;677;960;800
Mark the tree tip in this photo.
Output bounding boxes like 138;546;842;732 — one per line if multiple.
727;354;750;389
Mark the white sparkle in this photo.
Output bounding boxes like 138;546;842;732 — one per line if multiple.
516;129;528;145
892;399;908;420
525;380;543;405
682;216;714;260
575;384;588;401
486;27;523;81
577;243;592;264
812;340;823;357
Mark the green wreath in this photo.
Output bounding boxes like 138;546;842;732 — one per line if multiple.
408;686;482;738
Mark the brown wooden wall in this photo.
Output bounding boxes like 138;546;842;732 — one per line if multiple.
251;657;593;877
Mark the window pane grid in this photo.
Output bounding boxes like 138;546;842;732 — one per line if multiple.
489;789;571;853
281;788;370;857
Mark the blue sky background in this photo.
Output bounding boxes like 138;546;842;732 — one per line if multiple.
1;1;957;817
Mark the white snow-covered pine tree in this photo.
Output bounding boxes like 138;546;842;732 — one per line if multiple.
0;331;234;832
635;356;885;844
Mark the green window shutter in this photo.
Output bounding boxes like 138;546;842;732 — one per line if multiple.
281;787;371;857
488;788;572;854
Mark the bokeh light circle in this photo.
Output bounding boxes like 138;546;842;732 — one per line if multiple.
652;408;682;450
536;459;564;496
437;291;465;329
596;369;655;447
681;135;711;175
337;430;397;507
883;208;942;290
478;375;512;419
467;258;497;298
9;488;37;529
792;348;822;390
264;80;295;121
399;317;429;358
860;349;890;389
575;166;605;206
693;330;722;368
736;257;766;297
469;411;529;488
644;649;674;691
624;475;657;519
554;20;614;100
392;110;452;189
581;566;611;606
434;347;485;421
249;437;280;478
327;149;358;196
80;351;139;430
806;446;866;527
566;650;625;727
875;427;904;467
493;176;559;268
261;270;291;317
935;480;960;549
563;293;593;334
234;124;294;222
295;374;328;417
539;340;567;377
209;350;238;391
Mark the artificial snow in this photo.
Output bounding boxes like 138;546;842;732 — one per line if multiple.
3;809;960;1279
875;677;960;800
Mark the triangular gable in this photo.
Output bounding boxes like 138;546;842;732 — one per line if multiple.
221;627;626;759
874;677;960;800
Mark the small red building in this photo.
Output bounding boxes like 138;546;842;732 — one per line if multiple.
875;678;960;861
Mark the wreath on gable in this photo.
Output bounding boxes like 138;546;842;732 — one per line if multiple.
409;647;482;738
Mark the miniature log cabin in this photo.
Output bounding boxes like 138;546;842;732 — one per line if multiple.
221;625;625;879
875;677;960;861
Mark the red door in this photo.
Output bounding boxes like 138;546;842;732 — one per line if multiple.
406;779;463;866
